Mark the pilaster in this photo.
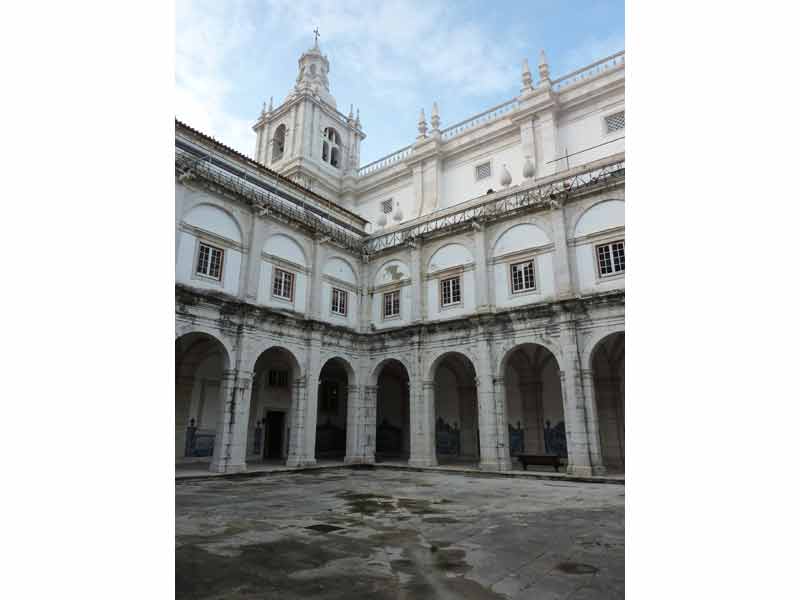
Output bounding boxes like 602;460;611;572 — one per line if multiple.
550;206;575;299
409;241;423;322
472;223;491;312
492;377;513;470
286;376;314;467
409;380;438;467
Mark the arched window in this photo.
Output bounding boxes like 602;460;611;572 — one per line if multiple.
322;127;341;169
272;124;286;162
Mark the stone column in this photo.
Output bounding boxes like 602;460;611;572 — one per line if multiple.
345;385;375;464
493;377;513;471
303;331;322;463
558;330;597;476
286;377;312;467
475;343;506;471
210;369;253;474
581;369;606;474
409;380;437;467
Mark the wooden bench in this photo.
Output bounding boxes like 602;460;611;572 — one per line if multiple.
516;454;561;472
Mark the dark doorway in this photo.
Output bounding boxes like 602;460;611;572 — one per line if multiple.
264;411;285;459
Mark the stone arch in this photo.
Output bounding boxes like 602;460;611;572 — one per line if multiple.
491;222;551;258
316;355;357;461
496;338;563;379
318;355;358;387
175;325;235;365
426;348;478;384
426;242;474;274
582;326;625;370
264;233;308;268
369;355;414;386
372;258;411;287
323;256;359;287
181;202;244;245
247;344;304;380
572;198;625;238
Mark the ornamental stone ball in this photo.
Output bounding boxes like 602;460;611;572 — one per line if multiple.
500;164;512;188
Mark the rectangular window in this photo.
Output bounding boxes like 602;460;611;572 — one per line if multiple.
596;240;625;276
510;260;536;293
475;161;492;180
196;242;224;280
605;111;625;133
331;287;348;316
268;370;289;387
381;198;394;214
272;268;294;300
440;276;462;307
383;290;400;318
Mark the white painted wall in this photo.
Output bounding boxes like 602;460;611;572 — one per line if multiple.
572;199;625;295
490;222;555;309
371;258;412;330
321;256;359;329
441;139;524;209
425;243;476;321
258;233;309;314
555;98;625;171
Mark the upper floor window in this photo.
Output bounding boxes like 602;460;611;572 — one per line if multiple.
596;240;625;277
196;242;224;281
331;288;348;316
475;161;492;181
322;127;342;169
440;276;462;307
605;111;625;133
272;268;294;301
510;260;536;293
383;290;400;319
268;370;289;387
272;124;286;162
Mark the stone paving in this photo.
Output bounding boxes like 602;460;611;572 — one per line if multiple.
176;468;624;599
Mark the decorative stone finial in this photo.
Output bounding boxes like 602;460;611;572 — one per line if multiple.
348;104;354;119
355;108;361;127
500;164;512;188
417;108;428;139
523;156;535;179
261;101;267;116
538;49;550;83
393;201;403;222
268;96;273;112
431;102;440;132
521;58;533;92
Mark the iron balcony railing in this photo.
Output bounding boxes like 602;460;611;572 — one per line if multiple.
175;144;367;254
364;154;625;255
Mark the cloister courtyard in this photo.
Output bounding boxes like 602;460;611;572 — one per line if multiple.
176;468;624;599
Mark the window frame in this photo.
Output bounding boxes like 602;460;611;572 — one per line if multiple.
331;287;348;317
509;259;536;294
439;275;463;309
595;239;625;278
474;160;492;182
271;267;295;302
382;289;401;320
195;241;225;282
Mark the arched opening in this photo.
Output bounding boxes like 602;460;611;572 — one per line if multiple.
432;352;479;465
374;359;410;463
322;127;341;169
591;332;625;472
175;332;230;466
272;124;286;162
246;347;301;465
315;357;352;461
502;343;568;470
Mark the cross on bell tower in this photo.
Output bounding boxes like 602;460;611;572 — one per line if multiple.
313;27;320;47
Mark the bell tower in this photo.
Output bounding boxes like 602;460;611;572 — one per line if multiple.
252;30;365;204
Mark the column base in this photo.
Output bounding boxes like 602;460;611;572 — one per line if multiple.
408;457;437;468
209;461;247;474
566;464;606;477
479;459;506;471
286;456;316;468
344;455;375;465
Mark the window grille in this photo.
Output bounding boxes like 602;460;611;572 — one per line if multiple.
510;260;536;293
440;276;461;307
475;161;492;180
383;290;400;318
596;240;625;276
196;242;224;280
331;288;347;316
605;111;625;133
268;370;289;387
272;268;294;300
381;198;394;214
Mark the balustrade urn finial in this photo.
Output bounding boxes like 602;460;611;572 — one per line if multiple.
500;164;512;188
538;49;550;83
431;102;441;132
521;58;533;93
523;156;535;179
417;108;428;139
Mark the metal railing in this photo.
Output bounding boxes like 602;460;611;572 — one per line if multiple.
440;98;519;140
552;51;625;92
175;146;367;254
357;144;413;177
364;155;625;255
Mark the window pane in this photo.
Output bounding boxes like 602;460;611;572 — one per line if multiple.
597;245;613;275
197;245;210;275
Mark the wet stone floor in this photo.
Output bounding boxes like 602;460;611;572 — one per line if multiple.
176;468;624;599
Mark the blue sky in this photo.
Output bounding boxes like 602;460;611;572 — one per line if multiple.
176;0;624;165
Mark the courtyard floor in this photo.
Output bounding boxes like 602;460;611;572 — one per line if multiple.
176;468;624;599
